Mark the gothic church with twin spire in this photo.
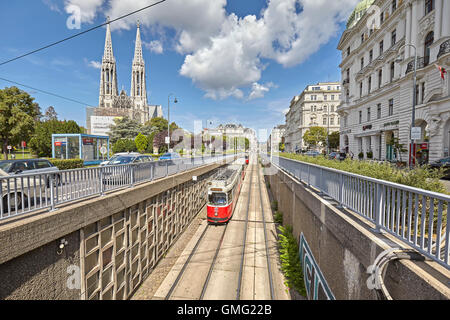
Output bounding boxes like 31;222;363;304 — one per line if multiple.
87;20;150;134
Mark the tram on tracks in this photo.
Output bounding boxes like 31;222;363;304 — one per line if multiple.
207;162;246;224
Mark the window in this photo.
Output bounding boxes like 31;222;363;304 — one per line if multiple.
377;103;382;119
360;82;363;97
392;0;397;12
361;33;365;44
379;40;384;55
391;29;397;46
359;110;363;124
390;61;395;82
424;31;434;66
388;99;394;116
331;105;335;112
330;117;335;125
425;0;434;15
369;49;373;63
323;117;327;125
361;57;365;70
311;95;317;101
378;69;383;88
421;83;426;104
324;95;328;101
347;46;351;56
323;105;328;112
380;12;384;25
367;107;371;121
368;76;372;93
331;95;335;101
327;86;331;90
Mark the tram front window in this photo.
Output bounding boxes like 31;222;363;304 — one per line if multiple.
209;192;227;206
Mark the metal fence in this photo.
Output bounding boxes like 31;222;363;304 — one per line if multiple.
266;154;450;269
0;154;241;221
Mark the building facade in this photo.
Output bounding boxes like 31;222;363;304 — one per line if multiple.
87;21;151;134
338;0;450;163
284;82;341;153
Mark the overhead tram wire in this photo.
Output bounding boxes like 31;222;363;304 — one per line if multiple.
0;76;94;107
0;0;167;67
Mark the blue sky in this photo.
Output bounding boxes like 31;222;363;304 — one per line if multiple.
0;0;356;136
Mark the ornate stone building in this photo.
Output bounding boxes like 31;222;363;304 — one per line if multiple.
338;0;450;164
87;21;150;134
283;82;341;153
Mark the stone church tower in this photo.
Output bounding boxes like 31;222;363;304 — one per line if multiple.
88;20;150;134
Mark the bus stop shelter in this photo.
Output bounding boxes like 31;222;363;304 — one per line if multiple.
52;134;110;165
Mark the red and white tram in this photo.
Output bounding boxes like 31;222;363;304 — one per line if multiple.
207;163;245;224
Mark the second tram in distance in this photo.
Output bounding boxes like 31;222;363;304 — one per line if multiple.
207;162;246;224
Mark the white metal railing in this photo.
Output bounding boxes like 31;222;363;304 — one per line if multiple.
0;154;242;222
265;154;450;269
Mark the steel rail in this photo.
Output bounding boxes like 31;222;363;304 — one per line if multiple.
256;159;275;299
236;162;253;300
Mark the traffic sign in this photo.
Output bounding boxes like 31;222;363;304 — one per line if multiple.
100;146;107;155
411;127;422;140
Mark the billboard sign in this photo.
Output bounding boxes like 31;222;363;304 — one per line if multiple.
90;116;120;136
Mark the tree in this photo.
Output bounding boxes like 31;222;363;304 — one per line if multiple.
109;117;142;144
135;133;148;153
328;131;340;151
0;87;40;159
303;126;327;150
43;106;58;121
29;120;82;157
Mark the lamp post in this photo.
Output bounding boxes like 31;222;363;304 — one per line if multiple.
396;43;417;168
167;93;178;152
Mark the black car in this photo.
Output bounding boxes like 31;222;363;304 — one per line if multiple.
429;157;450;179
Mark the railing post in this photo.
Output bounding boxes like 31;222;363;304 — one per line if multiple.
374;183;385;233
49;174;56;212
337;172;344;208
130;165;135;188
99;167;104;196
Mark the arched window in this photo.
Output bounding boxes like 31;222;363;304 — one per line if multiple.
424;31;434;66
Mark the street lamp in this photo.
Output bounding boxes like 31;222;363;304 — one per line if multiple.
395;43;417;168
167;93;178;152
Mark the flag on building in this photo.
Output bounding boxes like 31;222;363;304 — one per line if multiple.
435;64;447;80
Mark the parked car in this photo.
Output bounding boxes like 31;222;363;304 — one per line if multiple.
337;152;347;161
158;152;181;165
100;152;141;166
328;152;338;160
0;159;60;212
429;157;450;179
304;151;320;157
101;154;154;185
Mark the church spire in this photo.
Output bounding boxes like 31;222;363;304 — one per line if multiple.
99;17;118;107
132;20;144;66
103;17;115;62
131;21;147;115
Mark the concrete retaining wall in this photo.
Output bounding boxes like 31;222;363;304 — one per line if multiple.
267;166;449;300
0;161;224;300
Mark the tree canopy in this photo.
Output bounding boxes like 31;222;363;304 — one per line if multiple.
303;126;327;150
0;87;41;159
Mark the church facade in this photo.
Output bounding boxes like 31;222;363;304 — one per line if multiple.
87;21;150;134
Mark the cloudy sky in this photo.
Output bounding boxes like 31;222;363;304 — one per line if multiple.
0;0;359;136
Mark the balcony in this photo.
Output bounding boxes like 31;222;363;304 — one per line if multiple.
438;39;450;59
405;57;425;75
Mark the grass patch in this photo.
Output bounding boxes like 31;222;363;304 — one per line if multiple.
278;225;307;297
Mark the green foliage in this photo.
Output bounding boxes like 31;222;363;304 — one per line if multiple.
29;120;82;157
134;133;148;153
303;126;327;149
278;225;307;296
48;158;84;170
271;200;278;211
0;86;41;159
274;211;283;224
280;153;447;194
108;117;142;144
328;131;340;150
112;139;137;153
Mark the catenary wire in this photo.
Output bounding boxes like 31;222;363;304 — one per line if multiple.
0;0;166;67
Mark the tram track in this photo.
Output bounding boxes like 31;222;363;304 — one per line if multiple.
162;157;276;300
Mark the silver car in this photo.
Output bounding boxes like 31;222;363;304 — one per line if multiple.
0;159;60;212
